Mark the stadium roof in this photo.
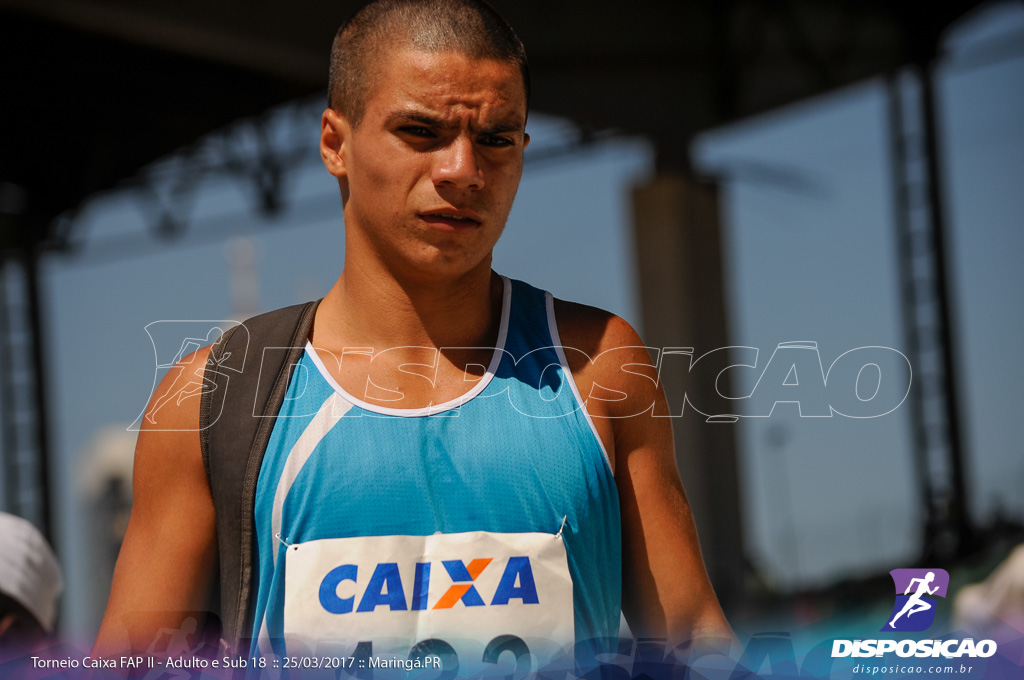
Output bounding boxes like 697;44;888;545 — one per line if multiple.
0;0;989;249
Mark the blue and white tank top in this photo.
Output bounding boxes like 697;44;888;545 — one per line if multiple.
249;277;621;657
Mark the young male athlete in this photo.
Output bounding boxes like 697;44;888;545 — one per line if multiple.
96;0;733;665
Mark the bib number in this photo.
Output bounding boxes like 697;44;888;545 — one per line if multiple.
283;531;574;675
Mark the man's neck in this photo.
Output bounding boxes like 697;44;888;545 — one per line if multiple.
314;260;503;353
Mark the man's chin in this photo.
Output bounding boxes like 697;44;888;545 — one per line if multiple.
393;248;494;286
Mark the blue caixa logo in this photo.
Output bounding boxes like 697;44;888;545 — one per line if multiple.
882;568;950;632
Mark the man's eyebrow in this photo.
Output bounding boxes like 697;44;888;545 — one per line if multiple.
479;120;526;135
385;111;455;130
385;111;525;135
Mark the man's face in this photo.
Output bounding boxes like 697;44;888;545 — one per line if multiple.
325;47;529;282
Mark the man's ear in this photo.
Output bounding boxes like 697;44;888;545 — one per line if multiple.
523;132;530;151
321;108;351;178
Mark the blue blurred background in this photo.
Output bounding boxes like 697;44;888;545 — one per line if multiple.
0;0;1020;648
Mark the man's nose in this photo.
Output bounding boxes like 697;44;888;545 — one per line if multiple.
432;136;484;190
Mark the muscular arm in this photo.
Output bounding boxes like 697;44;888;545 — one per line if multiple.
93;346;217;655
613;372;731;643
556;301;734;646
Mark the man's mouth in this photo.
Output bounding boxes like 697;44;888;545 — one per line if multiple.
419;211;482;230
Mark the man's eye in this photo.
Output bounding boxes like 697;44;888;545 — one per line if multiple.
480;135;513;148
400;126;434;138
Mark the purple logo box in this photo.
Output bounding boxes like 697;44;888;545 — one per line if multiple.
882;568;950;632
889;568;950;598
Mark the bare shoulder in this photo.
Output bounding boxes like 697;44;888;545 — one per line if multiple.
551;297;643;350
141;344;213;432
551;298;663;466
552;297;660;413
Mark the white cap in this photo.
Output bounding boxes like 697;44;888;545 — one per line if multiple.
0;513;63;633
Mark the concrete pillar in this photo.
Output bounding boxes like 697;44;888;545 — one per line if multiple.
632;173;745;610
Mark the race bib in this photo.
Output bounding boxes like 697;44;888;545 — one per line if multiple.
283;530;574;675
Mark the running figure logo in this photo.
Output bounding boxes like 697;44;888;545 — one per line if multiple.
882;568;950;632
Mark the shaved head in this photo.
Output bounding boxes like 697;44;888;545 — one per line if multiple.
328;0;529;126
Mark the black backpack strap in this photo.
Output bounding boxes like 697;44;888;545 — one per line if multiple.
199;299;320;652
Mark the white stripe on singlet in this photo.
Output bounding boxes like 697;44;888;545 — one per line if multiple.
270;390;352;564
259;390;351;651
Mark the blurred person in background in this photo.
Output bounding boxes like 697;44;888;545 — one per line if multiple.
955;544;1024;642
0;512;63;655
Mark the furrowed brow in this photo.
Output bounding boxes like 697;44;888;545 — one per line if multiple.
385;111;456;130
478;121;526;136
385;110;525;136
